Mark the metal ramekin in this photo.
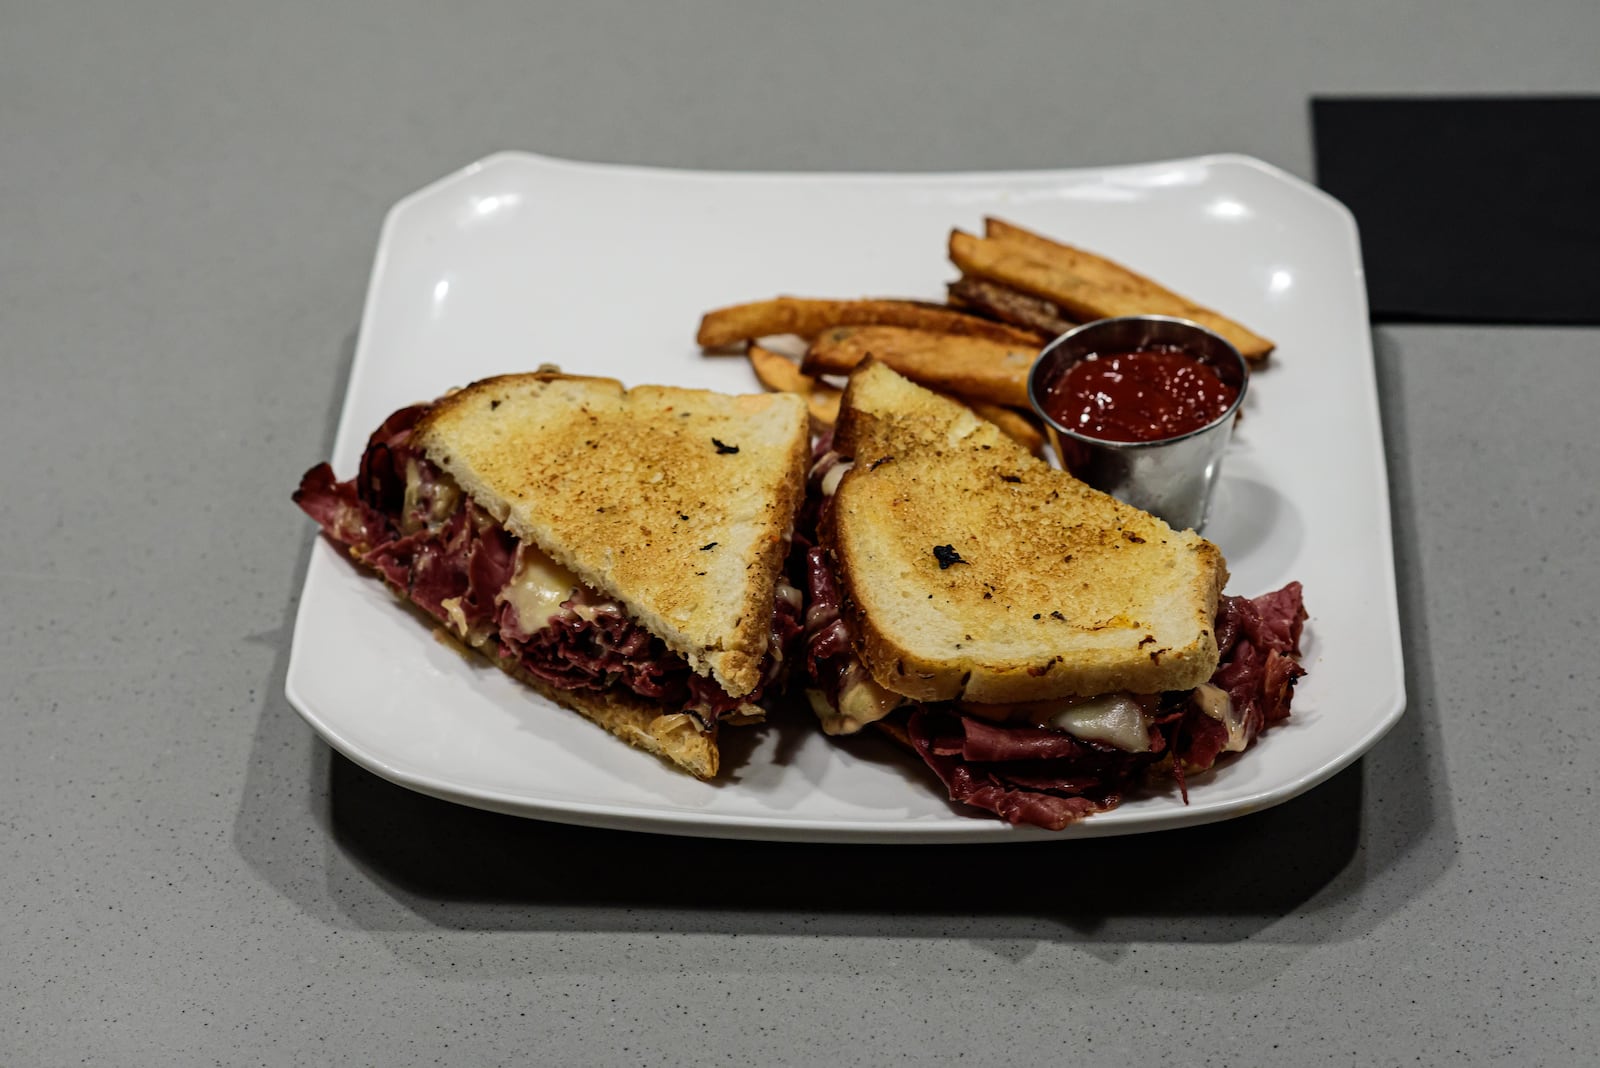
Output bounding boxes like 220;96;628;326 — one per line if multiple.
1026;315;1249;532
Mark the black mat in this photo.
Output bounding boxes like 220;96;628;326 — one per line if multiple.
1312;96;1600;324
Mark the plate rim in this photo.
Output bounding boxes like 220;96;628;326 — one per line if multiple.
287;149;1406;843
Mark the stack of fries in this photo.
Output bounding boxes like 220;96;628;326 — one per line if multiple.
697;217;1274;452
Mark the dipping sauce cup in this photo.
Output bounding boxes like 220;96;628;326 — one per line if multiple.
1026;315;1248;532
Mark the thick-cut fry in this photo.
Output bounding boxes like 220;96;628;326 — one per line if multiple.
946;276;1075;340
806;387;842;428
985;218;1168;297
748;344;811;393
768;333;1040;451
748;344;841;427
802;326;1038;409
965;400;1046;457
951;226;1275;361
698;297;1041;349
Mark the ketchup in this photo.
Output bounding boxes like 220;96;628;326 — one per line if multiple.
1044;345;1239;443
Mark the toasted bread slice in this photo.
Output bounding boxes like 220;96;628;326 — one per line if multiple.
425;605;723;779
496;653;720;779
413;371;809;698
823;361;1226;703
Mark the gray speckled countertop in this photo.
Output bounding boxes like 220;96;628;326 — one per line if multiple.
5;3;1598;1064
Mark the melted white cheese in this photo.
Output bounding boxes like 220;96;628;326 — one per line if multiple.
439;596;470;638
814;659;906;736
572;601;621;624
496;544;583;635
401;458;462;534
438;596;491;648
820;460;853;498
1048;693;1152;752
1193;682;1247;753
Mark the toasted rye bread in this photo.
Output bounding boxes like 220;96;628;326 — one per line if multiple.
424;620;723;779
413;371;809;698
823;361;1226;704
498;652;721;779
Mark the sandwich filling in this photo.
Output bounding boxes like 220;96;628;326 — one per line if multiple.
295;402;802;729
803;440;1307;830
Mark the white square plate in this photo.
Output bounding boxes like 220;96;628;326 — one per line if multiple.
286;151;1404;842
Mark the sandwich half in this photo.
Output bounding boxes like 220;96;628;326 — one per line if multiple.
295;371;811;779
803;361;1306;827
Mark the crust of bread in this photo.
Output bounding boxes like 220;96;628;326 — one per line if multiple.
875;716;914;750
411;372;809;697
824;361;1226;704
491;651;721;780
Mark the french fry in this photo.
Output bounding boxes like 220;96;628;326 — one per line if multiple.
748;344;811;393
965;400;1046;457
985;218;1165;296
698;297;1041;349
748;343;841;428
808;387;843;428
758;336;1039;447
950;226;1275;361
946;276;1075;339
802;326;1037;409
